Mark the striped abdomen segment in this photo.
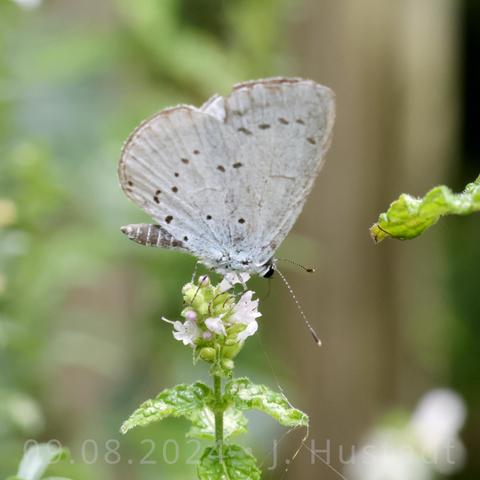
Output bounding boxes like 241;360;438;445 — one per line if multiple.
121;223;186;250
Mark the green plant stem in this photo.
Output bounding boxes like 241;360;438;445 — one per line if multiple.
213;374;224;460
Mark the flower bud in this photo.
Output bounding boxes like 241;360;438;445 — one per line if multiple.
223;343;241;359
184;310;197;322
222;358;235;370
199;347;216;362
203;331;213;341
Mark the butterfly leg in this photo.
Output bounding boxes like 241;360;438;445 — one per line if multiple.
191;261;199;283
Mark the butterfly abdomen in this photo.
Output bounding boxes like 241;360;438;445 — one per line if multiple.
121;224;186;250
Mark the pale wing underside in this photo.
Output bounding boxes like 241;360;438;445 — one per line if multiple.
119;78;335;273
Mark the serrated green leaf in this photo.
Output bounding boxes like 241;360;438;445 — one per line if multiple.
225;378;308;428
370;175;480;243
188;406;248;440
121;382;211;434
16;444;68;480
197;444;260;480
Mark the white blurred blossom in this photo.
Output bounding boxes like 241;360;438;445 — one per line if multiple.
346;389;466;480
11;0;42;10
347;430;431;480
410;389;466;474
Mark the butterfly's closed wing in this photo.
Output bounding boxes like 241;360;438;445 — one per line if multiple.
119;78;335;274
119;105;250;267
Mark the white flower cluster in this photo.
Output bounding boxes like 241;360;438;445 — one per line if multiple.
162;273;261;370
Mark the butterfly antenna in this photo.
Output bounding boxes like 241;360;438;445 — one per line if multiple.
276;268;322;346
277;258;316;273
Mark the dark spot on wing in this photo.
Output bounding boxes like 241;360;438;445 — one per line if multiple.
233;162;243;169
153;189;161;203
237;127;252;135
174;172;179;177
172;186;178;193
278;117;289;125
238;218;245;224
296;118;305;125
217;165;226;172
172;239;184;248
165;215;173;224
183;236;188;241
206;215;212;220
193;150;200;155
307;137;316;145
181;158;189;164
241;260;250;265
258;123;271;130
127;180;134;186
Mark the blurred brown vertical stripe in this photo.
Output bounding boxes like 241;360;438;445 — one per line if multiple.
282;1;459;478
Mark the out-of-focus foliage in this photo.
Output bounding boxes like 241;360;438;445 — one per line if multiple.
370;175;480;243
0;0;291;478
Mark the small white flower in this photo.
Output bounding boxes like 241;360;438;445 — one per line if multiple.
237;321;258;342
172;320;199;346
219;272;251;292
231;291;261;341
205;316;226;336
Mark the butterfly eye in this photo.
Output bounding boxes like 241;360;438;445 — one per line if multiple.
262;263;275;278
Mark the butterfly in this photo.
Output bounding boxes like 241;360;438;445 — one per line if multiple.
118;77;335;278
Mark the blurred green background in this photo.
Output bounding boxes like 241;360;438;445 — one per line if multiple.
0;0;479;479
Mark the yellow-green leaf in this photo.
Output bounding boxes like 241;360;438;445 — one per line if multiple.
370;175;480;243
120;382;211;434
225;378;308;428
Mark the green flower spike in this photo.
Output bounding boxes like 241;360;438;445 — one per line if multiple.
121;273;309;479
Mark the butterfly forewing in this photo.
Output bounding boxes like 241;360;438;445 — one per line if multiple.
119;78;335;274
